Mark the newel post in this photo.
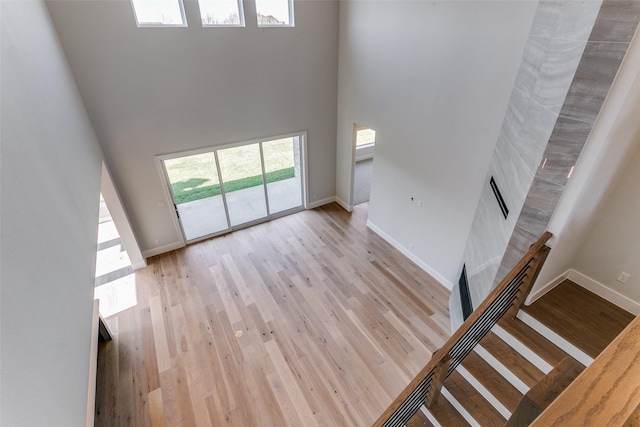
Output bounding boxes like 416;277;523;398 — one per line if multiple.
506;245;551;319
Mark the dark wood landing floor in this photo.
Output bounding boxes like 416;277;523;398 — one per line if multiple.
522;279;635;358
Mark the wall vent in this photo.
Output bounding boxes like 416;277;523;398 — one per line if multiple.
490;176;509;219
459;265;473;320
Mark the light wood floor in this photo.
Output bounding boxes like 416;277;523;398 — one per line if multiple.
95;203;451;426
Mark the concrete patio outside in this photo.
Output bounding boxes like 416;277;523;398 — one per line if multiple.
177;177;303;241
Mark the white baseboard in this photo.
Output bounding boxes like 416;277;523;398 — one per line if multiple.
335;197;353;212
142;241;185;259
366;220;454;290
527;269;572;305
566;269;640;315
143;197;338;259
132;260;148;270
306;196;336;210
529;268;640;315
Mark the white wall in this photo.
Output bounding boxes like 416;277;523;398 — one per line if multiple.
572;141;640;304
46;0;339;256
1;1;104;425
533;30;640;300
101;162;146;269
336;0;538;287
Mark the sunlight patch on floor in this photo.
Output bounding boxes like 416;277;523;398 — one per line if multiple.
95;244;132;278
94;274;138;318
97;220;120;244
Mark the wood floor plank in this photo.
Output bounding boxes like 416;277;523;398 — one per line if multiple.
480;331;544;388
444;370;506;426
406;408;435;427
427;395;471;427
498;316;576;367
149;295;172;373
265;338;317;426
461;350;522;411
522;279;635;358
148;388;165;427
95;203;451;426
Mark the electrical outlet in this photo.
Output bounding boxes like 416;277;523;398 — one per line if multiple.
617;271;631;284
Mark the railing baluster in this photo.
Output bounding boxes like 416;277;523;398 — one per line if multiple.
506;246;550;319
425;353;451;407
373;231;552;427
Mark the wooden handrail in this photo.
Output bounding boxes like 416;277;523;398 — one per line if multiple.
531;313;640;426
374;231;552;427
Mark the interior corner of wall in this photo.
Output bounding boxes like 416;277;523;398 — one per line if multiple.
335;197;353;212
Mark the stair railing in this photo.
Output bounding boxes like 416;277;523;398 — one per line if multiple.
374;231;552;427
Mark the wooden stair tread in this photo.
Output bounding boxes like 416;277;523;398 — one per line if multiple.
498;316;578;367
506;357;584;426
443;370;506;426
426;392;471;427
406;409;434;427
461;350;522;411
480;331;544;387
521;279;635;358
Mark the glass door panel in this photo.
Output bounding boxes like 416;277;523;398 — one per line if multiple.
262;136;302;214
217;143;268;226
163;152;229;241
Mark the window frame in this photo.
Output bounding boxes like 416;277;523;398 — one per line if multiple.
130;0;188;28
355;126;376;148
155;131;308;246
198;0;246;28
256;0;295;28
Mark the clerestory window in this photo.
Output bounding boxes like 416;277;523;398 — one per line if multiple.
130;0;187;27
255;0;294;27
198;0;245;27
131;0;294;28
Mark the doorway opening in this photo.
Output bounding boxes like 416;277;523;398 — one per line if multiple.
352;124;375;206
159;133;306;243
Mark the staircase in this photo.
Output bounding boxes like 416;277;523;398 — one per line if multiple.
406;311;591;426
405;278;636;426
376;231;637;427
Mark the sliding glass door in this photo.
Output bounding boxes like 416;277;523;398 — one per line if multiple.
160;133;305;243
263;136;303;215
217;143;268;227
163;152;230;241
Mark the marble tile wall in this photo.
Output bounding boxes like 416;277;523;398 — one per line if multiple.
496;0;640;283
451;0;618;330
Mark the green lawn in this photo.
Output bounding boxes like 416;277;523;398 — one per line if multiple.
165;138;297;204
170;167;294;204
